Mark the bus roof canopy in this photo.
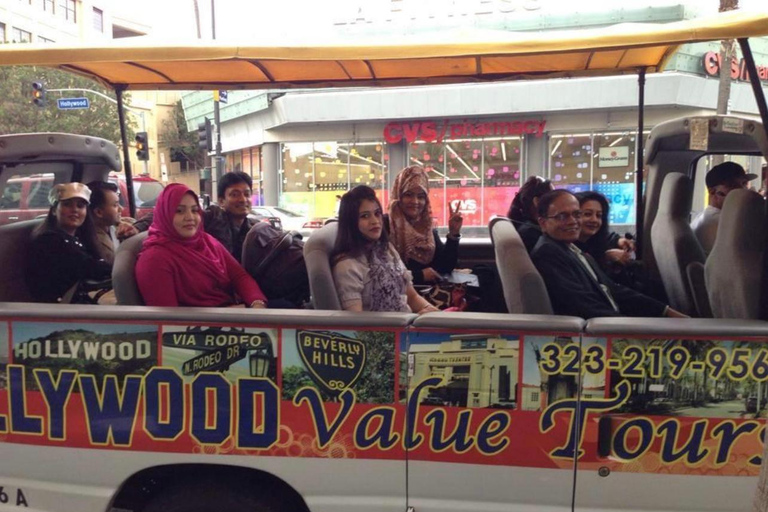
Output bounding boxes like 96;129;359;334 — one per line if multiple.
1;9;767;90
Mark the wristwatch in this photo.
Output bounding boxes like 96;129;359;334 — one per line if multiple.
448;233;461;240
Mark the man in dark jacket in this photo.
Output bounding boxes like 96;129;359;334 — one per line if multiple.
135;172;257;262
531;190;685;319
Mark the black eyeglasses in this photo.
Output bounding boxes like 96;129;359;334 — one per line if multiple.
544;210;582;222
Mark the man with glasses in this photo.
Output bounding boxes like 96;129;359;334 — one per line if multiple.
531;190;685;319
691;161;757;255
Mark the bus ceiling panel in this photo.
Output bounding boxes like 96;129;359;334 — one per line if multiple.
0;303;418;328
63;62;173;86
134;60;271;84
370;57;478;80
586;317;768;338
413;312;585;333
482;53;591;75
260;60;360;82
587;49;626;70
337;60;375;80
618;46;669;69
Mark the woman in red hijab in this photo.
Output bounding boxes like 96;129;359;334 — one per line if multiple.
135;183;267;308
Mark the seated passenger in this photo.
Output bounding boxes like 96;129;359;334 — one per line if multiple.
86;181;138;264
691;162;756;255
387;165;462;284
134;171;258;263
332;185;438;314
135;183;267;308
26;183;111;303
506;175;554;252
531;190;685;319
575;191;636;271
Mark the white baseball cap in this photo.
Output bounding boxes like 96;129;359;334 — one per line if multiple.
48;182;92;205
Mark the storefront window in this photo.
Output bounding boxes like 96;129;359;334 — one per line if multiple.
483;137;523;224
592;132;639;226
280;141;387;220
407;136;523;229
549;131;648;227
550;134;592;190
345;142;388;205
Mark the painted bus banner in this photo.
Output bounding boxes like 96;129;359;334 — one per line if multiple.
0;320;766;478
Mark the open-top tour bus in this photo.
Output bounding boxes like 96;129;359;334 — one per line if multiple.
0;9;768;512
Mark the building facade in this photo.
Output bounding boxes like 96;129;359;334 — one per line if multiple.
183;4;768;230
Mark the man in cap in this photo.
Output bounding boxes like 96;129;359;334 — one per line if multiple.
691;161;757;254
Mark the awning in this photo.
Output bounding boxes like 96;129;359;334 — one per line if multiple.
0;9;767;90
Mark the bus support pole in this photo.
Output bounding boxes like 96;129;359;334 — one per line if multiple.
635;67;646;257
738;39;768;140
738;38;768;320
116;87;137;218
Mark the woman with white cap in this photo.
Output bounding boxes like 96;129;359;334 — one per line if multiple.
26;182;111;303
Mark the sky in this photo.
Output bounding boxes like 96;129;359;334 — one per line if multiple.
137;0;768;42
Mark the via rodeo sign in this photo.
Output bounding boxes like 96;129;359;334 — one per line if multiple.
297;330;366;396
162;327;272;376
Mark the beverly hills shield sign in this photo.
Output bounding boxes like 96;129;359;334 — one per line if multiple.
296;330;366;396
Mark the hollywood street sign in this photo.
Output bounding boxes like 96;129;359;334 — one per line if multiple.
57;97;90;110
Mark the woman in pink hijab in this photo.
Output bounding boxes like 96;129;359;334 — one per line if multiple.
135;183;267;308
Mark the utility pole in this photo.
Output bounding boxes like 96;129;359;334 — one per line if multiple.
210;0;224;202
713;0;739;166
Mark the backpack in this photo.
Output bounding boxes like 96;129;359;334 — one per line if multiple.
242;223;310;308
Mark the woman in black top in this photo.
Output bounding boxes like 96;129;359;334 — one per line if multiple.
507;176;554;252
26;183;111;303
387;165;463;285
574;191;640;290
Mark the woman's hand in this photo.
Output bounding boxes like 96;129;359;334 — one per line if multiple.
250;299;267;309
664;307;689;318
422;267;442;282
417;304;440;315
617;237;636;252
605;248;632;266
448;202;463;237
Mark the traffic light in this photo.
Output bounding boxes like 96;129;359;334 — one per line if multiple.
197;118;212;151
135;132;149;161
31;81;46;107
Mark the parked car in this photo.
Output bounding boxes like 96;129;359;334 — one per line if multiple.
251;206;325;236
108;172;164;220
0;171;163;226
247;210;282;230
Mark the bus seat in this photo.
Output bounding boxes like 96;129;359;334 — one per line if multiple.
0;219;41;302
112;231;148;305
706;189;767;319
303;222;341;310
489;217;552;314
650;172;705;316
686;261;712;318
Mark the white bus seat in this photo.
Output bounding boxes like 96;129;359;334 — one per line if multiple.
489;217;552;315
0;219;41;302
686;261;712;318
706;189;767;319
650;172;706;316
303;222;341;310
112;231;148;305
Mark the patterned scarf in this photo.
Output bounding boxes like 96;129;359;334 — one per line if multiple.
388;165;436;265
367;244;409;312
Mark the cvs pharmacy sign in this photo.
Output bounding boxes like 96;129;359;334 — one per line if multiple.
384;119;547;144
